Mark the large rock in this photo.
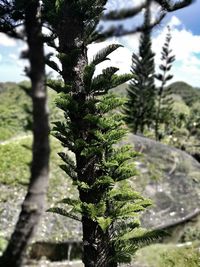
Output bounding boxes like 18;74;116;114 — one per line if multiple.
126;134;200;229
1;134;200;245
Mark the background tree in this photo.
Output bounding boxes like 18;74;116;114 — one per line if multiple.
0;1;50;266
155;26;175;141
124;1;156;134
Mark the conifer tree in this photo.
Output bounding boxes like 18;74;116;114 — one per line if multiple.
0;1;50;266
42;1;167;266
124;1;156;134
47;46;160;265
42;1;194;266
155;26;175;140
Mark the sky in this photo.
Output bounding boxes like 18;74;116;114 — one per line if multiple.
0;0;200;87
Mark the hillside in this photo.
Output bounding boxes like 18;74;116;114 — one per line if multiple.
168;81;200;106
113;81;200;106
0;82;31;141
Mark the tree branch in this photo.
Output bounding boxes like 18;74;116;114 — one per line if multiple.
155;0;195;12
102;2;147;21
94;12;165;41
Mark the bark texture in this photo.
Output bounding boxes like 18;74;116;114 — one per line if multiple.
0;1;50;266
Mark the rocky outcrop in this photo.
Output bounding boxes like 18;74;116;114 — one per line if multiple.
126;134;200;230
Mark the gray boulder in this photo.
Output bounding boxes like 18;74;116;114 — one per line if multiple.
127;134;200;229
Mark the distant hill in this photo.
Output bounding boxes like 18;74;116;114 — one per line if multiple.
168;81;200;106
113;81;200;107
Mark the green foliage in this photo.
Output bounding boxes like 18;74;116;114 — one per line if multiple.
115;228;166;263
0;82;31;141
186;102;200;137
91;44;123;66
161;96;200;153
43;1;170;265
47;207;81;221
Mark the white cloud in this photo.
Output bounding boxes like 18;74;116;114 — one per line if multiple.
153;17;200;63
168;16;182;28
0;54;2;62
0;33;17;47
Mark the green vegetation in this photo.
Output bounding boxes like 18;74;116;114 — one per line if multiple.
0;82;30;141
135;243;200;267
0;137;31;186
0;235;7;255
0;0;197;265
0;82;63;142
41;0;171;265
0;136;76;202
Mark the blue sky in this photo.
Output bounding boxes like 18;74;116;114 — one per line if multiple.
167;0;200;35
0;0;200;86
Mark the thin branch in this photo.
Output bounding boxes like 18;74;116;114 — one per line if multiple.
0;24;22;39
102;2;147;21
94;12;166;42
155;0;195;12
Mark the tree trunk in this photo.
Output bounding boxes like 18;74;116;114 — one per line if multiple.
0;1;50;266
81;216;117;267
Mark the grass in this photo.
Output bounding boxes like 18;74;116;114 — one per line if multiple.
0;135;77;201
135;243;200;267
0;82;31;141
0;137;32;186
